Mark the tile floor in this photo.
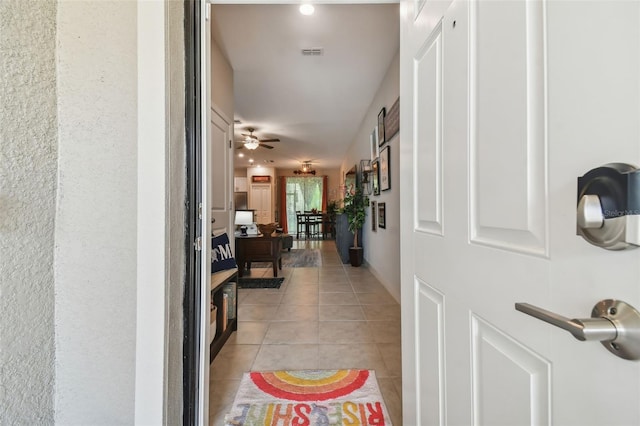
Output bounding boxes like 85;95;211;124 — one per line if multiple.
209;239;403;425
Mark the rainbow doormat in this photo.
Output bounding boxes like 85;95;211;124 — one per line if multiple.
224;369;392;426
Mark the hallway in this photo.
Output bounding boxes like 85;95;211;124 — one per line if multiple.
209;240;402;425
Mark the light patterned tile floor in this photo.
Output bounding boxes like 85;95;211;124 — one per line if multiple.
209;239;403;425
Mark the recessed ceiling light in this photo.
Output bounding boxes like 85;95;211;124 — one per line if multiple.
238;153;244;158
299;4;314;15
249;159;254;163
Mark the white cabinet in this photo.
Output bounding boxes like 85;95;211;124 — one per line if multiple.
234;177;247;192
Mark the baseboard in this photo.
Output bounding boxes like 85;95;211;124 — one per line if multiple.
362;260;401;304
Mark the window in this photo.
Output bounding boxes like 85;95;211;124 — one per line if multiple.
285;177;323;230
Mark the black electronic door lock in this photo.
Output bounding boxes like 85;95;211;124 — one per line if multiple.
577;163;640;250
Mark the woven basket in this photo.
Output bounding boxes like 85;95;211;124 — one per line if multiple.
258;223;278;236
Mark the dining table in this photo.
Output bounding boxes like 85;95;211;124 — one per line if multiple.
297;212;325;239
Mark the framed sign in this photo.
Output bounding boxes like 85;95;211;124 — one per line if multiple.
384;97;399;141
379;146;390;191
378;202;386;229
251;175;271;183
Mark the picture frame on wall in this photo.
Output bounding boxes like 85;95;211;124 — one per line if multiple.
377;107;386;146
378;202;386;229
370;129;378;161
379;145;390;191
371;201;377;231
384;97;399;141
372;159;380;196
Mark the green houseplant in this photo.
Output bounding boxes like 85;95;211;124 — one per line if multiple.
342;186;368;267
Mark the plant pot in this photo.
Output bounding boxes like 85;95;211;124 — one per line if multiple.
349;247;363;267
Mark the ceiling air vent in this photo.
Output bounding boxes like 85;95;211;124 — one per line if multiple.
301;48;324;56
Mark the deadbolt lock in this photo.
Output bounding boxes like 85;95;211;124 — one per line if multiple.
577;163;640;250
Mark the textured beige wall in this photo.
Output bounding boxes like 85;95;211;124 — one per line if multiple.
55;1;137;423
2;1;188;422
0;0;57;423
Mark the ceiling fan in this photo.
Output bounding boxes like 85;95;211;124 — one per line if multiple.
236;128;280;150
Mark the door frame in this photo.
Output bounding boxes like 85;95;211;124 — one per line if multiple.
192;1;400;425
184;0;204;424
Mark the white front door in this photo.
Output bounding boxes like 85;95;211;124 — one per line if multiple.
250;183;272;224
400;1;640;425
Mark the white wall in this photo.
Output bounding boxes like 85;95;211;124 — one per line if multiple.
342;50;400;302
0;0;57;422
56;1;137;423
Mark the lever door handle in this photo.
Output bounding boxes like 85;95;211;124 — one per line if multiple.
515;300;640;360
515;303;616;341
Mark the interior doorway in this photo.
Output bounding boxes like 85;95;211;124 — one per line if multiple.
197;2;400;425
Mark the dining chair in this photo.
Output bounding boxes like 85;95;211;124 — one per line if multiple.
295;211;306;239
304;210;322;239
322;213;334;239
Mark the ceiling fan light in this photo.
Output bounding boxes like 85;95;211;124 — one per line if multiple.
244;139;260;150
299;4;314;15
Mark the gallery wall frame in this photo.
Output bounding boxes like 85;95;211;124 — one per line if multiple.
377;107;386;146
371;201;377;231
370;129;379;162
384;97;399;141
372;159;380;196
378;202;386;229
379;145;390;191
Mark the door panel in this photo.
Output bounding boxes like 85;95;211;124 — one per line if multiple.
210;108;232;220
401;1;640;425
469;0;547;255
471;315;550;426
415;22;444;236
415;280;445;425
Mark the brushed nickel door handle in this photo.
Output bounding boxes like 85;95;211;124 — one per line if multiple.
515;300;640;360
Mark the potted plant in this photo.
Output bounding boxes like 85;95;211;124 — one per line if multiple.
342;186;368;267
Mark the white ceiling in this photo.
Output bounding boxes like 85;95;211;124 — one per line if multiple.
211;4;399;170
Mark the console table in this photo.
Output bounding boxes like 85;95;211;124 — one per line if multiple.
235;234;283;277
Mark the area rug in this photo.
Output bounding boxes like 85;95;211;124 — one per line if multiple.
237;277;284;289
224;369;392;425
252;249;321;269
